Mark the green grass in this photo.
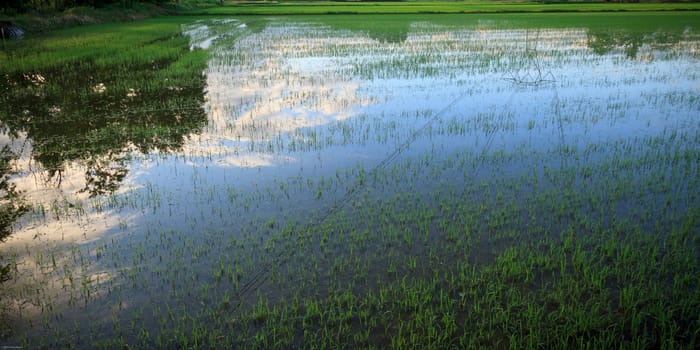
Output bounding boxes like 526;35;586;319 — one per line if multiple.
1;17;200;72
185;1;700;15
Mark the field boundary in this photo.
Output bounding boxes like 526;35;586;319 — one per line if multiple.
182;1;700;16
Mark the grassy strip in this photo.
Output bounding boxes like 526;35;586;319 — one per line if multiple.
0;17;202;75
184;1;700;15
4;1;698;36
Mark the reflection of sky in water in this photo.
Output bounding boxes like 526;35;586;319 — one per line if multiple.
6;21;698;243
3;19;699;329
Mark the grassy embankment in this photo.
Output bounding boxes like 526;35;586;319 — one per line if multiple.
186;0;700;15
4;1;700;34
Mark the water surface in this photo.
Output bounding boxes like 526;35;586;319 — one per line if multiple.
2;15;699;347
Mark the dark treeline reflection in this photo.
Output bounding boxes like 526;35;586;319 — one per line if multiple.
0;55;208;197
0;144;27;302
322;15;693;56
317;15;410;43
0;145;26;243
587;29;688;59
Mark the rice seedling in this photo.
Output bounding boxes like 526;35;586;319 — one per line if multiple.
0;11;699;349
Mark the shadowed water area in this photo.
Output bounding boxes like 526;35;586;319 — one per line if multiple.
1;14;699;348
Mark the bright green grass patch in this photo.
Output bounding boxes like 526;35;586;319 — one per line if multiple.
185;1;700;15
0;17;201;73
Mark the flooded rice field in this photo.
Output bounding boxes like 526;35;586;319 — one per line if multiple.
1;15;699;348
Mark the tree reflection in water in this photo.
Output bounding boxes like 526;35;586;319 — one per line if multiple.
0;56;208;197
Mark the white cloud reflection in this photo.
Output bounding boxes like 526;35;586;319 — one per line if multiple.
177;23;387;170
